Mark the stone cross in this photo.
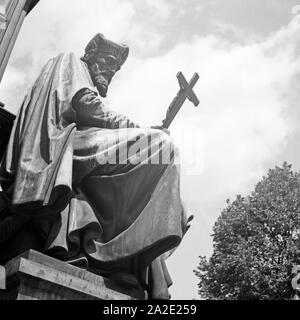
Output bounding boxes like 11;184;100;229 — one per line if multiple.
162;72;200;129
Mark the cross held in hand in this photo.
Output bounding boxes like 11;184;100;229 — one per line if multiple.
162;72;200;129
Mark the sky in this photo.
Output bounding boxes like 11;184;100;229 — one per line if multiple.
0;0;300;299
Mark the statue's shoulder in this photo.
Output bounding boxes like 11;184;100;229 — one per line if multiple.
48;52;81;64
61;52;77;59
44;52;86;74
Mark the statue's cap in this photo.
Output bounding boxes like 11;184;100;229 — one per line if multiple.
83;33;129;67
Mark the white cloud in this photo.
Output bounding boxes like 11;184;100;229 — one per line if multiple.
0;1;300;299
292;5;300;15
144;0;172;21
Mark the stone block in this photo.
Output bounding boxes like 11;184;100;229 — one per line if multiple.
0;250;145;300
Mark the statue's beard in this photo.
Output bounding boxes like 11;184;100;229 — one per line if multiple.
88;63;109;97
94;75;108;97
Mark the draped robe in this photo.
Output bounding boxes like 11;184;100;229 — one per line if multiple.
0;52;191;299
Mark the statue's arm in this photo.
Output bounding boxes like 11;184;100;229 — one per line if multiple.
72;88;140;129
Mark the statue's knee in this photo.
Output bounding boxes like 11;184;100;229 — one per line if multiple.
159;132;176;151
158;132;180;164
148;129;180;163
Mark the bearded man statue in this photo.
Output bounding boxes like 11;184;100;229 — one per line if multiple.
0;33;192;300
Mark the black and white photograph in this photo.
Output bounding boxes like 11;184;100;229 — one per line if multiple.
0;0;299;310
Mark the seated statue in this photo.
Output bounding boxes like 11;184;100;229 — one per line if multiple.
0;33;192;299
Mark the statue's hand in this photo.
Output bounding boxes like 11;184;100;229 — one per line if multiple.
151;125;170;135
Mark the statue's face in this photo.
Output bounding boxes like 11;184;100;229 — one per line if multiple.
88;53;120;97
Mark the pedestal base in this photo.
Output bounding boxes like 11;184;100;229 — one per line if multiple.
0;250;145;300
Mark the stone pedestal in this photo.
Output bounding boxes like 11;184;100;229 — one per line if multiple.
0;250;145;300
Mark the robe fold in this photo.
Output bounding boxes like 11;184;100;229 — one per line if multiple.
1;52;96;214
0;52;191;299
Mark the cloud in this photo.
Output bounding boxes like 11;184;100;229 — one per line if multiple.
143;0;172;21
292;4;300;15
0;1;300;299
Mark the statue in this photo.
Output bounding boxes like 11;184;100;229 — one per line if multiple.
0;33;193;299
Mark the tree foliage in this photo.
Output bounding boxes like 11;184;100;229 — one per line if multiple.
194;162;300;300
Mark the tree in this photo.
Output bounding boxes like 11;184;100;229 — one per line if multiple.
194;162;300;300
